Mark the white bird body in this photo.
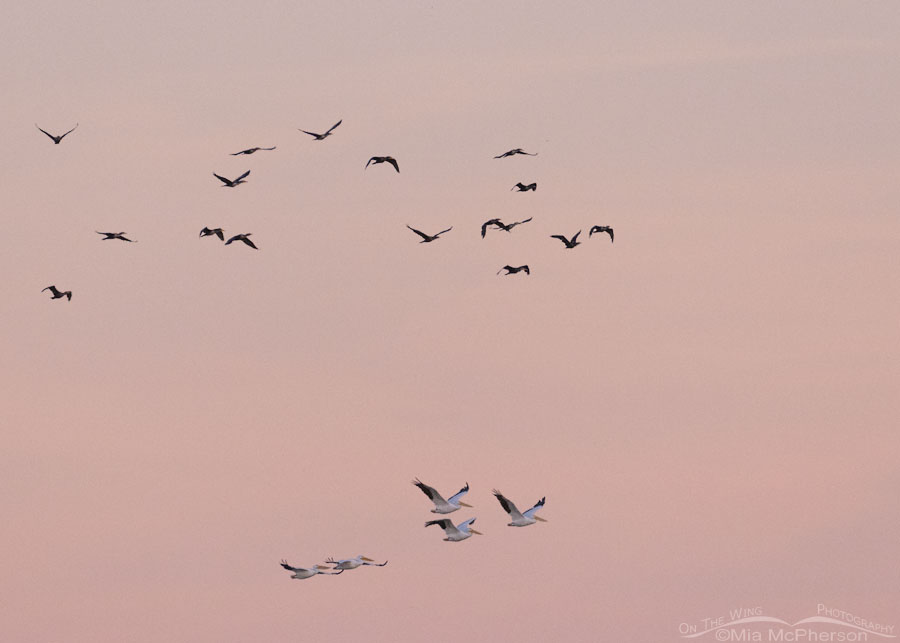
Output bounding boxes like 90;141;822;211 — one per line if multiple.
425;517;482;542
413;478;472;514
280;560;342;579
325;555;388;570
492;490;547;527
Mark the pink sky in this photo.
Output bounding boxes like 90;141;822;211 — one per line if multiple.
2;2;898;641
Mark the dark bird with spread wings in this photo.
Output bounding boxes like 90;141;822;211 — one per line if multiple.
497;265;530;276
550;231;581;249
42;285;72;301
482;217;533;238
407;225;451;243
230;146;275;156
213;170;250;187
298;120;342;140
494;148;537;159
366;156;399;172
36;123;78;144
413;478;472;514
225;233;257;249
96;231;135;242
199;227;225;241
589;225;614;243
511;182;537;192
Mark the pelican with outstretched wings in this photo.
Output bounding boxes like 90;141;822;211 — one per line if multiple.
299;120;342;140
213;170;250;187
36;123;78;144
413;478;472;514
492;489;547;527
425;517;482;542
279;560;342;579
366;156;399;172
42;285;72;301
407;225;451;243
324;556;388;570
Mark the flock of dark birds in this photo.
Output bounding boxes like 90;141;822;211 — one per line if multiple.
37;119;614;303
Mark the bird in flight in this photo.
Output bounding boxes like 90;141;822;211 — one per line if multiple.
298;120;342;141
511;182;537;192
589;225;614;243
492;490;547;527
497;265;530;276
413;478;472;514
481;218;503;238
366;156;399;172
407;225;451;243
199;227;225;241
482;217;533;238
279;560;342;580
425;517;482;542
96;231;135;242
225;233;257;249
494;148;537;159
36;123;78;144
230;146;275;156
550;231;581;249
42;285;72;301
324;556;388;570
213;170;250;187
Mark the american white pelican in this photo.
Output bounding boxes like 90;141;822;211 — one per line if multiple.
36;123;77;144
231;146;275;156
550;231;581;249
42;285;71;301
225;233;257;249
213;170;250;187
199;227;225;241
279;560;342;579
407;225;452;243
324;556;388;570
412;478;472;514
425;517;482;542
96;231;135;242
511;182;537;192
366;156;399;172
492;490;547;527
494;148;537;159
589;225;614;243
497;265;530;276
299;120;342;141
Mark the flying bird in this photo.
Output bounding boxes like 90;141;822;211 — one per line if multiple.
497;265;530;276
42;285;71;301
494;148;537;159
511;182;537;192
230;146;275;156
407;225;451;243
589;225;614;243
279;560;342;580
481;218;503;239
425;518;482;542
324;556;388;570
96;231;135;242
413;478;472;514
482;217;533;238
298;120;342;140
213;170;250;187
492;490;547;527
36;123;78;144
550;231;581;249
199;227;225;241
366;156;399;172
225;233;257;249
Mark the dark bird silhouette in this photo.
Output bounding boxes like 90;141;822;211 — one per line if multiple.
199;227;225;241
298;119;342;140
482;217;533;238
494;148;537;159
511;182;537;192
42;285;72;301
225;233;257;249
407;225;451;243
96;231;135;242
481;218;503;239
230;146;275;156
213;170;250;187
589;225;614;243
497;265;530;276
36;123;78;144
366;156;399;172
551;231;582;249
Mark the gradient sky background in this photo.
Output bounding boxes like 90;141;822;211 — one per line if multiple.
2;2;898;641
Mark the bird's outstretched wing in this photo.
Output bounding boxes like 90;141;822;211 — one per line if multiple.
412;478;443;503
241;236;258;249
42;285;60;296
571;230;582;244
365;157;378;168
299;129;320;137
213;173;232;185
235;170;250;182
481;219;501;238
512;183;526;191
326;120;342;134
280;559;300;572
425;518;453;530
447;482;469;506
434;227;452;237
386;157;399;172
523;497;546;519
550;235;571;245
59;124;78;140
492;489;523;519
406;225;430;241
35;124;56;141
214;229;224;241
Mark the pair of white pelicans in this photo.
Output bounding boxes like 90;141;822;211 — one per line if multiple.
280;555;387;580
413;478;547;542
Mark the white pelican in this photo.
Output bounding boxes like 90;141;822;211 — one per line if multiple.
492;490;547;527
412;478;472;514
366;156;399;172
324;556;388;570
407;225;451;243
279;560;342;579
425;517;482;542
494;148;537;159
550;231;581;249
36;123;78;144
213;170;250;187
589;225;614;243
225;233;257;249
299;120;342;141
42;285;71;301
96;231;136;242
199;227;225;241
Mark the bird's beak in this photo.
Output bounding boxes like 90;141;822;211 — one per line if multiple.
470;529;483;535
535;516;548;522
459;502;473;507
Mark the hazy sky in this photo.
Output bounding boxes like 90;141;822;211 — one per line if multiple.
2;2;898;641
